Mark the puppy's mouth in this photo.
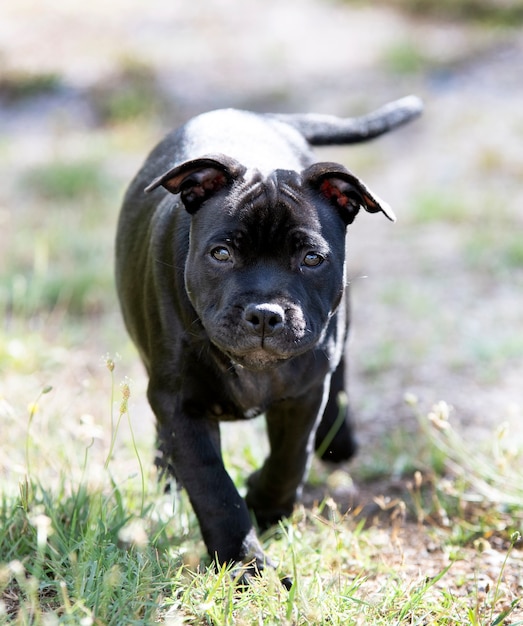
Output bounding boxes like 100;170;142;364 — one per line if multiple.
213;335;314;371
225;346;290;371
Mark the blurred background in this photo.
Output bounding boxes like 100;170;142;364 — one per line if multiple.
1;0;523;480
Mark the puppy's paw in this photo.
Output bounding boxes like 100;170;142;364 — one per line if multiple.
227;527;292;590
230;560;293;591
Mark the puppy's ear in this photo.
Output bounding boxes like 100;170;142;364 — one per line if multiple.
304;162;395;225
145;154;246;214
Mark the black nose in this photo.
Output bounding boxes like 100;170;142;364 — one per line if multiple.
242;303;285;337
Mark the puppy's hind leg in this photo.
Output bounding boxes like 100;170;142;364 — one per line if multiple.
314;358;358;463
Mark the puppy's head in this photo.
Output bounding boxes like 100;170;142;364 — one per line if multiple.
146;155;394;370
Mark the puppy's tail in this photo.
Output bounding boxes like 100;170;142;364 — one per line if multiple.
270;95;423;146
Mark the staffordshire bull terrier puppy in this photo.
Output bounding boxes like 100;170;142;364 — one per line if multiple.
115;95;422;587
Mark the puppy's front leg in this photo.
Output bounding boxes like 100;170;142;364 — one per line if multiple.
245;382;329;529
149;384;260;568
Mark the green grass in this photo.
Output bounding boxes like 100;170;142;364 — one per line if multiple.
1;349;522;624
0;116;161;320
0;480;181;624
22;160;112;203
1;155;121;317
409;191;476;225
464;229;523;274
381;42;429;75
0;72;61;102
345;0;523;24
89;57;165;125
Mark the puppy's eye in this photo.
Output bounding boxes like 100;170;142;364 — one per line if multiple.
302;252;324;267
210;246;231;262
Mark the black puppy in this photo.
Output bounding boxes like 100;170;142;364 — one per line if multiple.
115;96;422;586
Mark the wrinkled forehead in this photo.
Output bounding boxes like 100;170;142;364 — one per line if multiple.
195;168;334;257
231;168;320;230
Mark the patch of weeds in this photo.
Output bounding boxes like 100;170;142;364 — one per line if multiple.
90;57;165;125
503;237;523;268
0;71;61;103
381;41;429;75
465;228;523;275
352;0;523;24
0;234;116;316
355;422;428;482
10;262;114;316
409;189;475;224
475;145;511;176
360;338;399;378
407;399;523;546
0;327;70;378
463;333;523;384
22;159;111;202
380;563;455;623
2;157;119;317
378;281;446;331
2;347;523;623
0;359;184;623
368;400;523;624
0;480;182;624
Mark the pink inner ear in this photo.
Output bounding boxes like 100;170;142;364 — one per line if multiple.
320;179;349;207
164;168;227;195
200;171;228;193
